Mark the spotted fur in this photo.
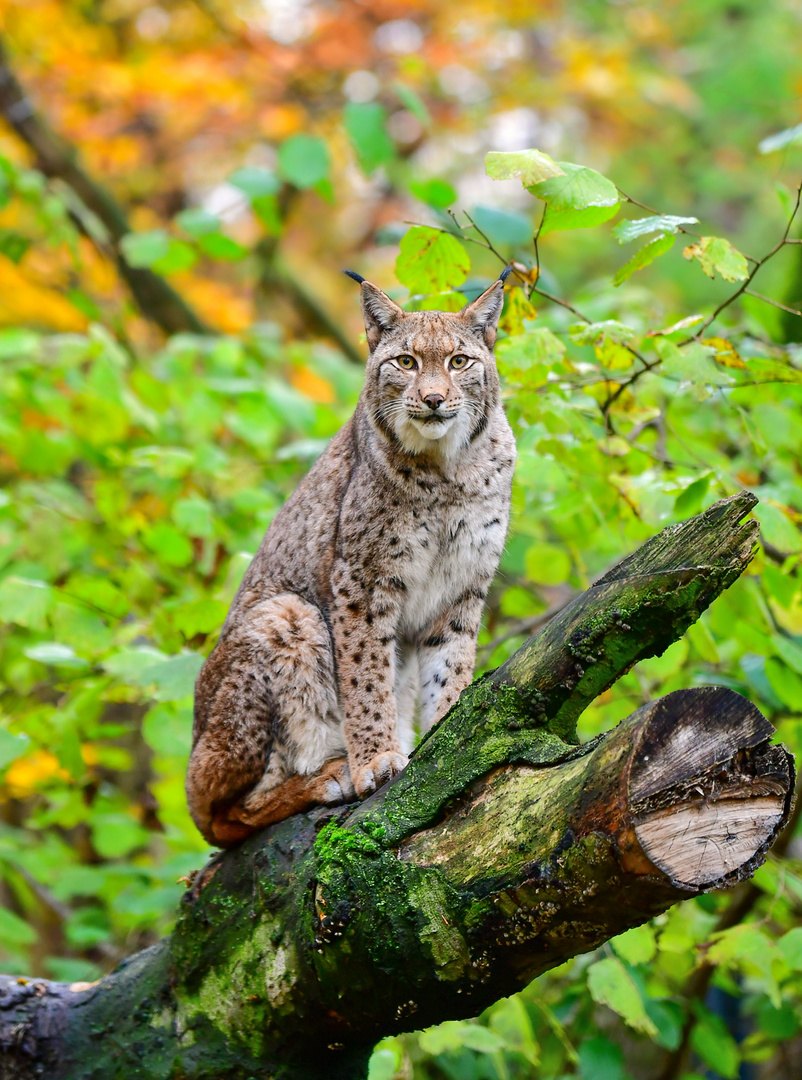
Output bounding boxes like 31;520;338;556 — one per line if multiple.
186;277;516;846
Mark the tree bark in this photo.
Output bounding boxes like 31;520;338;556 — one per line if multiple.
0;493;794;1080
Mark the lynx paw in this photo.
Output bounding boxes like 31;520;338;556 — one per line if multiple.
353;752;409;799
319;758;356;805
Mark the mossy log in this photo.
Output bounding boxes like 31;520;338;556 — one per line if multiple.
0;493;794;1080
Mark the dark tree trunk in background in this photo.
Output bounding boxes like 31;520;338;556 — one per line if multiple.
0;494;794;1080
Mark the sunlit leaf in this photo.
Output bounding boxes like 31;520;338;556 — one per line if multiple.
485;148;565;186
228;167;281;199
409;178;456;208
395;226;470;293
529;162;620;234
613;215;698;243
612;234;674;286
587;958;657;1036
277;134;331;189
759;123;802;154
682;236;749;282
0;906;37;946
569;320;636;346
344;103;396;174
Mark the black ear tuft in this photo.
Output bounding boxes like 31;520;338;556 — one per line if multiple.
499;265;514;284
343;270;366;284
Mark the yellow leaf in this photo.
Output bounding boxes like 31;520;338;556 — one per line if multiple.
4;751;68;798
703;337;746;369
290;366;336;404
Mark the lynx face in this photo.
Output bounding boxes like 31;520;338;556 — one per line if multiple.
359;281;505;460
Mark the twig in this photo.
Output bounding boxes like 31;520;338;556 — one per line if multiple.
743;289;802;318
687;182;802;343
477;592;578;662
616;188;759;265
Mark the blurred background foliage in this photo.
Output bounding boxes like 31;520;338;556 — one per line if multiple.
1;1;802;1077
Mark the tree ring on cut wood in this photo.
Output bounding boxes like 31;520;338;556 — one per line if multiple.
628;686;793;889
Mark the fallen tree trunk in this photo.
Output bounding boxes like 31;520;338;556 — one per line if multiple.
0;493;794;1080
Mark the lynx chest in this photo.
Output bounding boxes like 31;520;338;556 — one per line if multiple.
394;475;510;639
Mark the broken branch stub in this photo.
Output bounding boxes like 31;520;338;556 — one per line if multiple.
629;686;792;888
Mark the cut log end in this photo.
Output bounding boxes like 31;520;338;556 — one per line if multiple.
628;687;793;889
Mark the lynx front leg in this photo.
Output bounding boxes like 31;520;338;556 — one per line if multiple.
330;567;409;799
418;592;486;734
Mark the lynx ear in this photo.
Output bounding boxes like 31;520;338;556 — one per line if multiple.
344;272;404;351
461;270;510;347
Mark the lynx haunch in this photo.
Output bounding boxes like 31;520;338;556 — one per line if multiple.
186;273;516;846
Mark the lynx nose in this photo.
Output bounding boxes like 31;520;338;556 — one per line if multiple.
423;393;445;411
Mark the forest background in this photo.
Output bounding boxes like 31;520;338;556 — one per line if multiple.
1;1;802;1078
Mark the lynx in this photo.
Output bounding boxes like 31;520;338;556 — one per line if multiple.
186;271;516;846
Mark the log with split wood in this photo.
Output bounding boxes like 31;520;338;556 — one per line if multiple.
0;492;794;1080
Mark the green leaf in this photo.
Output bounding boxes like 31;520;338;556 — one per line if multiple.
277;134;331;189
765;658;802;710
198;233;249;261
485;148;565;186
103;646;167;685
0;905;37;946
674;474;710;517
172;598;227;638
613;234;674;286
569;320;636;346
525;542;571;586
611;923;656;965
228;166;281;199
578;1037;625;1080
142;522;194;567
141;703;193;756
0;728;31;770
771;633;802;674
0;577;54;630
690;1005;740;1079
682;236;748;282
757;504;802;553
409;178;456;208
459;1027;505;1053
252;194;283;235
120;229;170;268
175;208;221;237
395;226;470;294
529;162;620;235
778;927;802;970
91;813;150;859
497;325;565;369
141;651;204;702
744;357;802;384
151;239;197;275
0;228;30;264
366;1048;398;1080
587;958;657;1036
344;103;396;175
759;123;802;154
392;81;430;125
613;215;698;243
23;641;89;669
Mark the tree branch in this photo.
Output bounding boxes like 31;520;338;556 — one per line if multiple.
1;494;791;1080
0;36;209;337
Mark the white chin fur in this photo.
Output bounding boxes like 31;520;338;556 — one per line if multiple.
408;416;455;441
394;412;470;458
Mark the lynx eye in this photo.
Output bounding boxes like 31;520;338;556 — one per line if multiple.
396;355;417;370
449;355;470;370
